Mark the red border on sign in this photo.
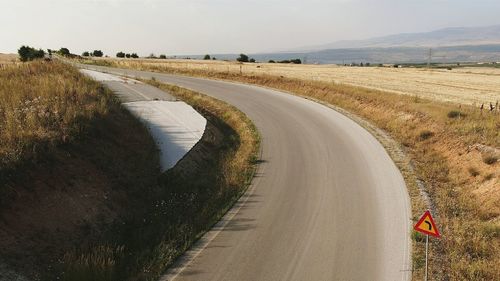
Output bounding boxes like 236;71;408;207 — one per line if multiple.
414;210;441;238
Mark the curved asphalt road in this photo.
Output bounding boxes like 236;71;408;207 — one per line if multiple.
80;64;412;281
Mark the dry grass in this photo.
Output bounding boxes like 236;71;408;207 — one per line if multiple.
81;57;500;280
153;82;260;189
1;60;162;280
0;53;18;64
86;57;500;105
0;61;110;174
0;58;260;281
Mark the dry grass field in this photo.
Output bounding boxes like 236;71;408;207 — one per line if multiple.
0;53;18;64
0;61;109;170
96;58;500;106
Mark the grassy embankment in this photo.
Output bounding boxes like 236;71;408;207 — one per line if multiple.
1;60;260;281
55;81;260;280
0;61;160;279
82;58;499;280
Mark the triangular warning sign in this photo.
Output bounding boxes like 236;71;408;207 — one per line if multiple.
414;210;441;238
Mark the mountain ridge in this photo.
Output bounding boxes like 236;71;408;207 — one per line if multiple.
293;24;500;52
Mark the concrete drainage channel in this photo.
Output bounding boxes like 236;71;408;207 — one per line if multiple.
80;69;206;171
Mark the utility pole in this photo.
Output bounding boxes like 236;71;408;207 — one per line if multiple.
427;48;432;68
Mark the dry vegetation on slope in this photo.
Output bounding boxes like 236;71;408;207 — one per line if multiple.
0;60;260;281
82;58;500;280
61;82;260;281
0;61;109;173
0;61;160;280
86;58;500;105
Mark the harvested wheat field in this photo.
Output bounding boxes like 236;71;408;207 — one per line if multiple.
104;58;500;106
0;53;18;64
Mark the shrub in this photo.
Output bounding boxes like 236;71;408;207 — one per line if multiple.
484;173;495;181
481;224;500;238
268;60;276;63
448;110;463;118
125;53;131;58
277;59;301;64
82;51;90;57
249;58;256;63
482;154;498;165
58;48;70;56
116;52;125;58
468;167;480;177
159;54;167;59
131;53;139;59
92;50;103;57
237;54;249;62
204;54;211;60
418;130;434;140
18;46;45;62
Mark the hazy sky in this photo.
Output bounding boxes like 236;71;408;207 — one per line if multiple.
1;0;499;56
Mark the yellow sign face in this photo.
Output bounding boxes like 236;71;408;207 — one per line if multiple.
414;210;440;238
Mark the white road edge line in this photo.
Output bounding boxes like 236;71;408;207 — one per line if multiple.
120;82;152;101
159;149;264;281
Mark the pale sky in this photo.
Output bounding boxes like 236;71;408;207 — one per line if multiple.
1;0;499;56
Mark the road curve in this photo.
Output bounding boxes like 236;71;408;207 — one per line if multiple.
80;64;412;281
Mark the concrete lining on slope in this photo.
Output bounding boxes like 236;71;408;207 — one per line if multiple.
80;69;206;171
124;101;206;171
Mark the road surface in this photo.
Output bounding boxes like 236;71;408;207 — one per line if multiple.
79;64;412;281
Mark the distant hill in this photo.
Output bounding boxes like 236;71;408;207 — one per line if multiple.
249;25;500;64
196;44;500;65
299;25;500;51
194;25;500;64
247;45;500;64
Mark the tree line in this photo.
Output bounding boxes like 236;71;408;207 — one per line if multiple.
17;46;82;61
116;52;139;58
18;46;302;65
82;50;104;57
237;54;302;64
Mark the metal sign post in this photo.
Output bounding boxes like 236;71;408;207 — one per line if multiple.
425;234;429;281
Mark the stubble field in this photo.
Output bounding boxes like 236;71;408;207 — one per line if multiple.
0;53;18;64
104;58;500;106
